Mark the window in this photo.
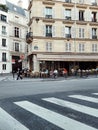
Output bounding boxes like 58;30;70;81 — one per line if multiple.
45;7;52;18
46;42;52;52
46;25;52;37
79;0;84;4
1;14;7;22
79;10;84;21
92;28;97;39
79;43;85;52
79;28;84;38
91;0;97;5
91;12;97;22
2;64;6;70
65;9;71;20
2;39;6;47
14;27;19;37
15;42;19;52
65;43;71;52
2;53;6;62
2;26;6;35
92;44;97;52
65;26;71;38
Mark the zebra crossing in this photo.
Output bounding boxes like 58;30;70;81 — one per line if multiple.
0;92;98;130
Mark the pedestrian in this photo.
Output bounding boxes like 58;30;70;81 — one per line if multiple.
17;68;23;80
63;68;68;78
53;69;58;78
12;70;15;79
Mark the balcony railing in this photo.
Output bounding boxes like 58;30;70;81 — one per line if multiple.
92;35;97;39
26;32;33;44
65;16;71;20
92;18;97;22
46;33;52;37
92;2;97;6
45;15;52;19
65;0;71;3
66;34;71;38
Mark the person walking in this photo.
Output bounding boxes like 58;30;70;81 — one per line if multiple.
17;68;23;80
12;70;15;79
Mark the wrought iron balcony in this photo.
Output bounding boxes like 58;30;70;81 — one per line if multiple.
66;34;71;38
26;32;33;44
92;35;97;39
46;33;52;37
45;15;52;19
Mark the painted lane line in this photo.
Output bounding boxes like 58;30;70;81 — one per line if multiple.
43;97;98;117
0;107;29;130
69;95;98;103
14;101;97;130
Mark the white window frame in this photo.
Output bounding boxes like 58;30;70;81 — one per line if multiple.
92;44;97;52
46;42;52;52
79;28;84;38
65;43;71;52
79;43;85;52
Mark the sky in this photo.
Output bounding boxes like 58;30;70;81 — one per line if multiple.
7;0;29;9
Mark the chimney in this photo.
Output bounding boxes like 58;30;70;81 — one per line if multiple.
17;0;23;8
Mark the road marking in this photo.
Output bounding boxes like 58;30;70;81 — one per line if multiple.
92;93;98;95
69;95;98;103
43;97;98;117
0;107;29;130
14;100;97;130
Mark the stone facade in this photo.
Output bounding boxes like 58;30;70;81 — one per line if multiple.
27;0;98;72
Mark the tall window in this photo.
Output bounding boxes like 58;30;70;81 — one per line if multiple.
2;39;6;47
79;10;84;21
15;42;19;51
2;64;6;70
65;26;71;38
2;53;6;62
46;25;52;37
14;27;19;37
2;26;6;35
91;0;97;5
92;44;97;52
91;12;97;22
46;42;52;52
79;28;84;38
45;7;52;18
65;9;71;20
92;28;97;39
65;43;71;52
1;14;7;22
79;43;85;52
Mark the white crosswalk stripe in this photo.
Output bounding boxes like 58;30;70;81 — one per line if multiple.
0;93;98;130
92;93;98;95
42;97;98;117
0;107;29;130
68;95;98;103
14;100;97;130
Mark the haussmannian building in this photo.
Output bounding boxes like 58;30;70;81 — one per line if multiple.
26;0;98;73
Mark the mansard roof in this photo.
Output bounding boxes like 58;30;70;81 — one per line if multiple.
6;1;25;16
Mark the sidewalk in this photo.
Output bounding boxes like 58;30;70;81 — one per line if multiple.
0;74;98;82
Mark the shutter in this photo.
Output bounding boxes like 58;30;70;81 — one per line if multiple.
71;26;75;38
20;43;22;52
90;28;92;39
42;25;45;36
52;8;55;18
62;26;65;37
43;7;45;17
52;26;55;37
62;8;65;19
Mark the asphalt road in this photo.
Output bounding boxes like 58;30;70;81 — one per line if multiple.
0;78;98;130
